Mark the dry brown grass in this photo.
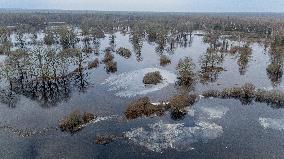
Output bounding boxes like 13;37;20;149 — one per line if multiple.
255;89;284;107
202;83;284;106
143;71;163;85
59;111;95;133
124;97;165;119
169;94;198;111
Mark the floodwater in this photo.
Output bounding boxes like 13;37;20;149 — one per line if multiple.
0;31;283;159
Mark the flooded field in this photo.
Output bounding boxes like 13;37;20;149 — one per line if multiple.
0;29;284;159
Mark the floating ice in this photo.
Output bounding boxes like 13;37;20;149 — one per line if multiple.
200;106;229;119
259;118;284;131
78;115;118;129
125;121;223;153
102;68;177;97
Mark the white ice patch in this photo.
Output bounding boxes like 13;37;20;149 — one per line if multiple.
125;121;223;153
102;68;177;97
259;118;284;131
200;106;229;119
78;115;118;129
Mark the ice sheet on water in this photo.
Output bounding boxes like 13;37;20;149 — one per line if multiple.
78;115;118;129
259;117;284;131
102;68;177;97
124;121;223;153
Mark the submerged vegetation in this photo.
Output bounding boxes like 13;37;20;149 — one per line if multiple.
203;83;284;107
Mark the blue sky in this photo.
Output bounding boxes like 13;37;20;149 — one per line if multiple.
0;0;283;12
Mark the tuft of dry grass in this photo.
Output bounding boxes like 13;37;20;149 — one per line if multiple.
143;71;163;85
202;90;220;98
169;94;198;111
124;97;165;119
59;111;95;133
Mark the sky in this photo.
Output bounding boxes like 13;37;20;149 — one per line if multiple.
0;0;284;12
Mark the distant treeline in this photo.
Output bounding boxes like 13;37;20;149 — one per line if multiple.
0;9;284;36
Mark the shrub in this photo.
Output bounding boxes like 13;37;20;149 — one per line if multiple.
241;83;255;98
255;89;284;106
267;63;283;75
59;111;83;133
105;60;117;73
124;97;165;119
82;112;95;123
88;58;99;69
143;71;163;85
169;94;197;111
202;90;220;98
59;111;95;133
219;83;256;99
176;57;196;86
116;47;132;58
103;51;114;63
160;55;171;66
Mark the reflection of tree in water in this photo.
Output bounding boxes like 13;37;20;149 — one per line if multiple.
129;29;144;62
203;31;221;49
1;46;91;108
266;47;284;87
237;44;252;75
93;38;101;55
170;110;187;121
109;34;116;51
166;37;176;54
199;48;224;84
155;34;167;55
0;90;19;108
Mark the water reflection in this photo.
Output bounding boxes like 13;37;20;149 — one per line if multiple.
199;48;224;84
0;29;282;108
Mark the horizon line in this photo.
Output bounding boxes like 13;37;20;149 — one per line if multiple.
1;7;284;14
